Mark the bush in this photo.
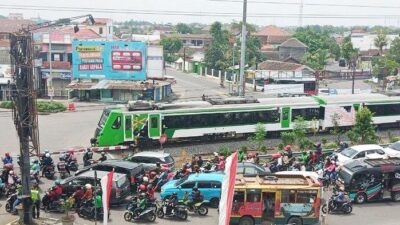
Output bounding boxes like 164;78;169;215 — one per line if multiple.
239;146;248;153
321;137;328;146
281;132;296;146
218;146;232;157
390;136;400;143
325;143;338;149
277;143;284;151
0;101;14;109
260;146;267;153
37;101;66;113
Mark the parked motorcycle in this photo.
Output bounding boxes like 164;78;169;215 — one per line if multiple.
124;199;156;222
5;184;17;197
67;160;78;172
322;195;352;214
57;162;68;179
156;200;188;220
41;192;64;213
77;200;108;220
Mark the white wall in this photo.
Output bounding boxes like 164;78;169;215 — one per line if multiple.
351;34;398;51
147;45;164;79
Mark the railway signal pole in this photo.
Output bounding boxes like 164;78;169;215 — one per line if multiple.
9;14;94;224
239;0;247;97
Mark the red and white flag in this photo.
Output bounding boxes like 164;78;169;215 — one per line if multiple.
218;151;238;225
101;170;114;225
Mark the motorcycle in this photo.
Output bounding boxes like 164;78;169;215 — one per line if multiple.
5;192;17;213
42;164;55;179
84;159;97;167
124;199;156;222
5;184;17;197
41;192;65;213
57;162;68;179
322;194;352;214
30;170;40;184
78;200;109;220
67;160;78;172
178;200;208;216
156;200;188;220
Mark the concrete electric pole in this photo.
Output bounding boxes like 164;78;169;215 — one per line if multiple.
239;0;247;97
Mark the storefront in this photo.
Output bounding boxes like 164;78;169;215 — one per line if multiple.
41;70;72;97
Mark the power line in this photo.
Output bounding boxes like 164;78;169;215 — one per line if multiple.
209;0;400;9
0;5;399;19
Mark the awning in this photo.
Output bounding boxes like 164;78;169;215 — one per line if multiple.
66;81;96;90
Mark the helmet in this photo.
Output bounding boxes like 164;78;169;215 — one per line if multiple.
32;182;39;188
5;152;10;157
139;184;146;191
55;179;61;185
87;148;92;152
85;184;92;189
139;193;146;199
142;176;149;183
285;145;292;151
45;153;50;158
147;184;153;190
101;152;105;156
33;159;39;164
192;187;198;192
9;170;14;175
331;161;336;165
44;150;50;154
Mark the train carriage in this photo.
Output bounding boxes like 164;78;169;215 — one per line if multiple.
91;94;400;147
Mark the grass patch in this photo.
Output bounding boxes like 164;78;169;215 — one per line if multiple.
0;101;66;113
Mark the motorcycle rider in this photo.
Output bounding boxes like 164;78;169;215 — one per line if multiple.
7;170;18;186
284;145;293;159
3;152;13;166
339;141;349;152
147;184;155;199
1;163;13;183
99;152;107;162
217;156;226;171
31;183;40;218
83;148;94;167
72;186;84;208
82;184;93;202
133;192;147;218
197;156;204;168
190;187;203;204
41;151;54;177
333;187;347;208
166;192;178;216
31;159;40;174
12;184;22;214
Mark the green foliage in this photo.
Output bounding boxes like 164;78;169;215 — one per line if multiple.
299;138;314;151
302;49;329;70
321;137;328;146
218;146;232;157
372;57;399;80
346;107;379;144
260;146;267;153
281;132;296;146
281;116;313;150
229;22;257;34
341;36;355;62
325;143;338;149
175;23;193;34
277;143;284;151
330;112;344;144
239;145;248;153
0;101;14;109
160;36;183;63
248;123;267;151
374;30;388;54
37;101;67;113
205;22;230;70
391;137;400;143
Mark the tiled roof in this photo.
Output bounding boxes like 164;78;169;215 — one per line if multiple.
257;60;305;71
261;44;274;51
255;25;290;37
65;28;102;39
0;19;34;33
267;35;290;44
165;33;212;40
82;18;111;25
280;38;307;48
262;51;280;61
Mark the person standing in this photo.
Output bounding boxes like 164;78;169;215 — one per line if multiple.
31;183;41;219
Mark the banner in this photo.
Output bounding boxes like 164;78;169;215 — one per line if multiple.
101;170;114;225
218;151;238;225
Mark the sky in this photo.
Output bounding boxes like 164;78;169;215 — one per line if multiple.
1;0;400;27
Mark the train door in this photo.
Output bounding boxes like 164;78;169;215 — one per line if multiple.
281;107;291;129
124;114;133;142
148;114;161;139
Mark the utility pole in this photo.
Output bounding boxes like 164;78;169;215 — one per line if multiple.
352;61;355;94
48;29;53;100
298;0;304;27
183;47;186;72
239;0;247;97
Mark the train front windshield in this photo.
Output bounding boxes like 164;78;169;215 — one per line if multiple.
98;109;111;128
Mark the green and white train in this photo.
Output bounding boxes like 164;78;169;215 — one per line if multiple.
90;94;400;147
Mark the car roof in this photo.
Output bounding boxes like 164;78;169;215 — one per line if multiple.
101;160;142;169
187;172;224;182
349;144;383;151
237;162;259;167
77;170;126;180
133;151;170;158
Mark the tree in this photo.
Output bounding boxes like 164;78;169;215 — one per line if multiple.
302;49;329;70
248;123;267;151
205;22;230;70
330;113;344;144
175;23;193;34
372;56;399;80
347;107;379;144
374;30;388;55
341;36;355;63
160;36;183;63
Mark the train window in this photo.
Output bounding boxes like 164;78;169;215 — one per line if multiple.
366;104;400;116
112;116;121;129
291;108;319;121
151;117;158;128
125;116;132;130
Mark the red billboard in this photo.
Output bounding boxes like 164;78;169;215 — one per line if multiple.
111;50;142;71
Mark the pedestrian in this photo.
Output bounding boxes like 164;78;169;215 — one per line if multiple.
31;183;40;219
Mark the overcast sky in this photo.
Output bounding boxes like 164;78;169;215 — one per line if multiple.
1;0;400;27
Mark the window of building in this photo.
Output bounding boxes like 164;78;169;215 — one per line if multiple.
99;27;103;34
64;34;71;43
53;54;60;61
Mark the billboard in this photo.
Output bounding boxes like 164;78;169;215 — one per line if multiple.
72;40;147;80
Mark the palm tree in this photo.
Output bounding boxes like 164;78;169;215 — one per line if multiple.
374;30;388;55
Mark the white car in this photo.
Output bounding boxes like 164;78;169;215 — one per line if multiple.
384;141;400;157
337;144;387;165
